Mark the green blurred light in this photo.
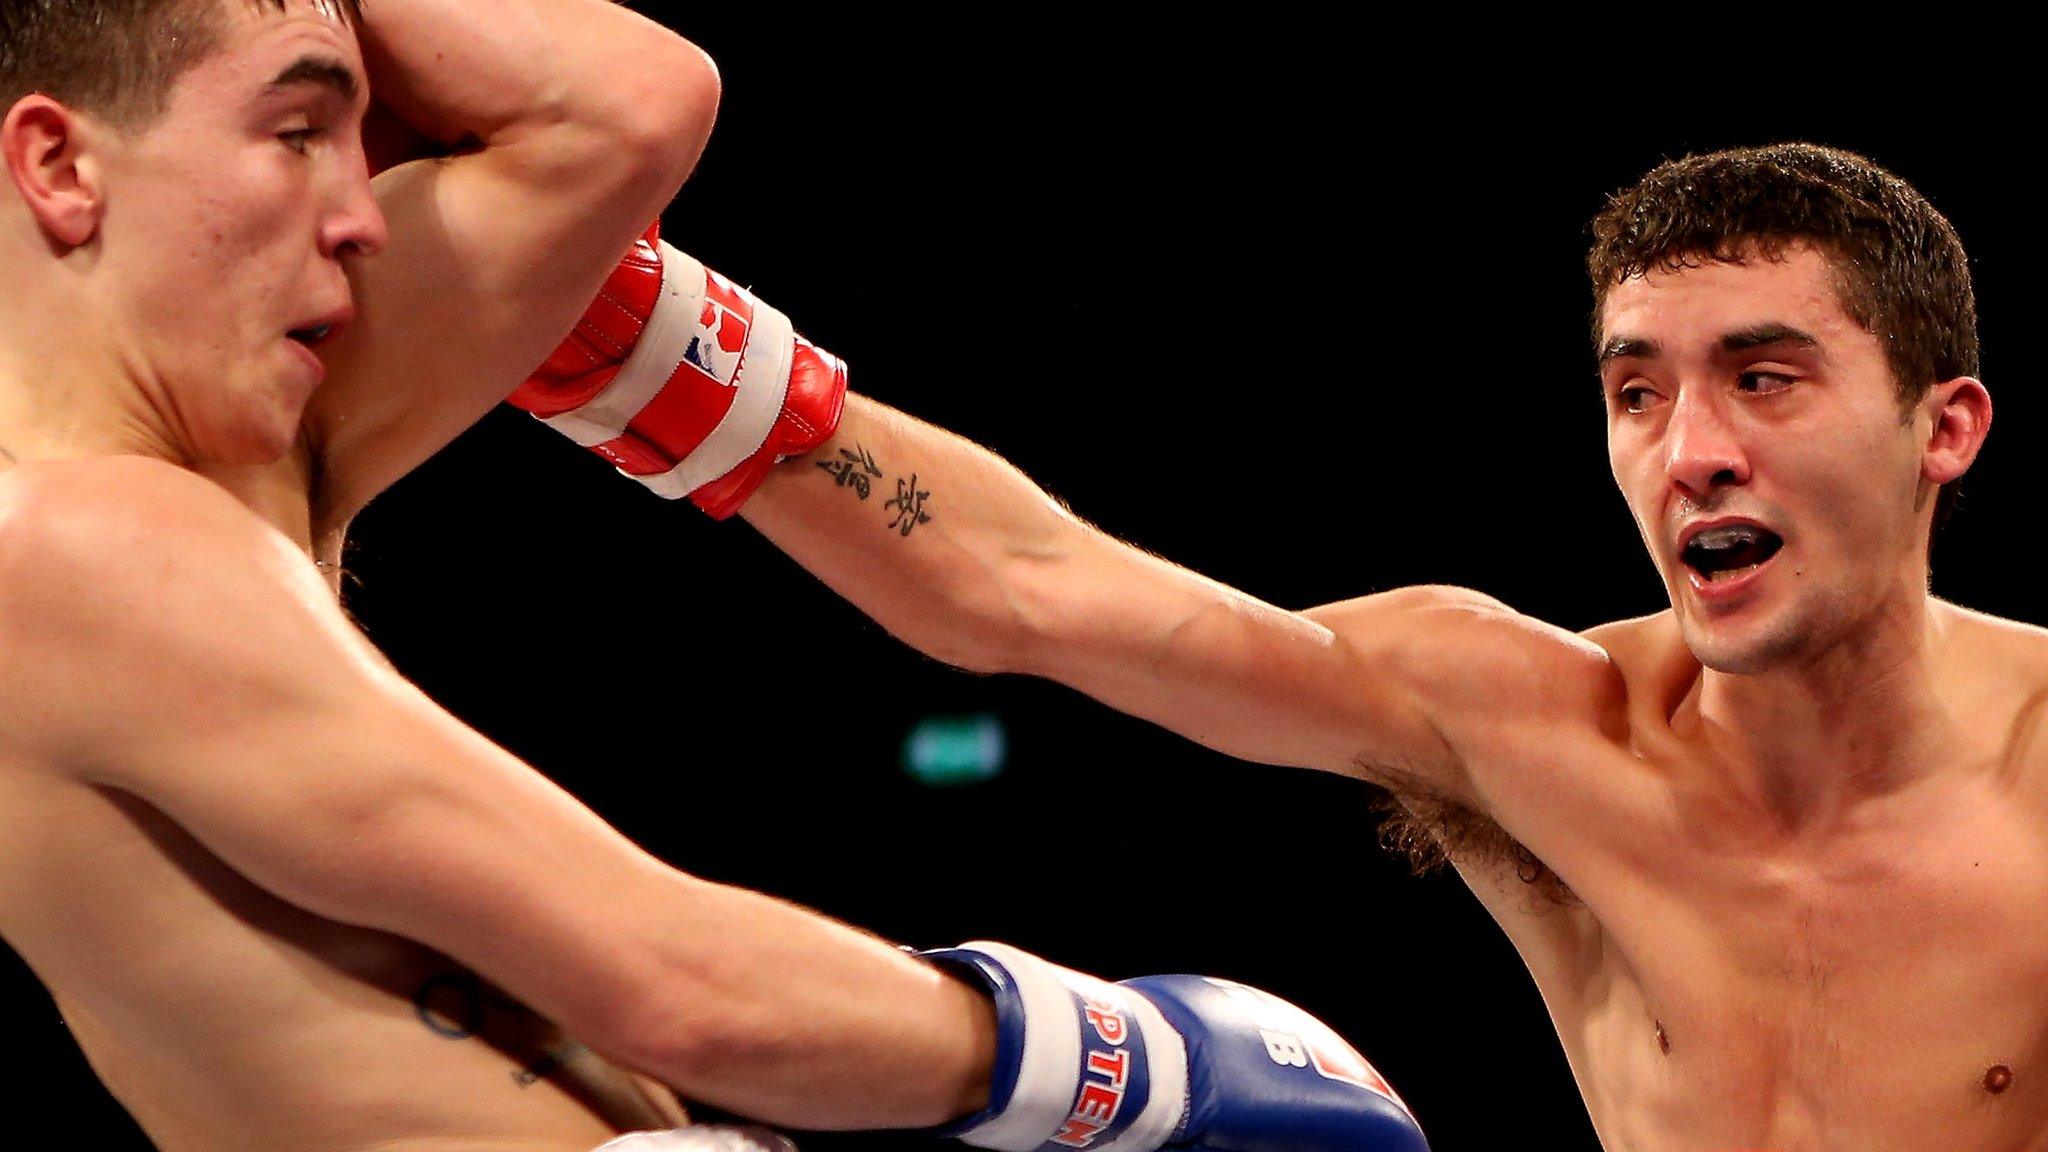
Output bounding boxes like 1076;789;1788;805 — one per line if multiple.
902;713;1007;787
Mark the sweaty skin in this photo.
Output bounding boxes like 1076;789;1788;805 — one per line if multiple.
731;243;2038;1151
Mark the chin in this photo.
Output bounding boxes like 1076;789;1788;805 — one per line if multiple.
1683;630;1799;676
198;409;304;467
170;366;307;467
1677;597;1827;676
236;423;303;465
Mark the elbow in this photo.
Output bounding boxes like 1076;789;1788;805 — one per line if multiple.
598;38;721;194
620;39;722;187
555;36;720;203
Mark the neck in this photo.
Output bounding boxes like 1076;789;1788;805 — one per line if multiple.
1684;589;1958;829
0;299;187;468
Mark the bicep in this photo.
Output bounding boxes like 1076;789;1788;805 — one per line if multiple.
106;665;687;1045
989;540;1453;778
99;656;651;947
1303;587;1622;808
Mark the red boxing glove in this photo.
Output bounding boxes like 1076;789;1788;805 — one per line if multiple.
509;222;847;519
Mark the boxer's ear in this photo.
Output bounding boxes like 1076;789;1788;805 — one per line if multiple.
3;95;107;249
1920;375;1991;486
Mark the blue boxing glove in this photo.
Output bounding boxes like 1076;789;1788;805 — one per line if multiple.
925;942;1426;1152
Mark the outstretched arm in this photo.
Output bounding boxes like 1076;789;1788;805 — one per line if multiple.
745;394;1616;803
305;0;719;522
506;238;1624;811
744;393;1388;770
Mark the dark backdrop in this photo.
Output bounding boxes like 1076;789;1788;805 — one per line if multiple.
7;9;2039;1150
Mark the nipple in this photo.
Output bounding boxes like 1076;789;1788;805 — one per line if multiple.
1984;1065;2013;1095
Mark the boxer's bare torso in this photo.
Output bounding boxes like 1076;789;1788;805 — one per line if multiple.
0;454;684;1152
1418;603;2048;1152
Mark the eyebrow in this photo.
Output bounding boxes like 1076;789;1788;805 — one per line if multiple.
1597;323;1822;368
1718;323;1820;355
267;55;359;102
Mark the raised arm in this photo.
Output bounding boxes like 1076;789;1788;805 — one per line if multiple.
304;0;719;522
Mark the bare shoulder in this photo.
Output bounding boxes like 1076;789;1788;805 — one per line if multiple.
1579;606;1678;655
1302;585;1630;787
0;458;342;763
0;451;277;542
0;455;306;620
1938;599;2048;668
1931;601;2048;754
1312;584;1626;709
1581;608;1693;691
1568;611;1713;751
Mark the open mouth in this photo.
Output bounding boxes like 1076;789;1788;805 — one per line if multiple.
1681;523;1784;583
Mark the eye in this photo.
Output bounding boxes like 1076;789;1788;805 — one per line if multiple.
1738;370;1795;395
278;127;319;155
1614;383;1663;415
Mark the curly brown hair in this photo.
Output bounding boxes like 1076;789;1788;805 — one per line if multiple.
1588;142;1980;531
1589;142;1978;405
1;0;363;129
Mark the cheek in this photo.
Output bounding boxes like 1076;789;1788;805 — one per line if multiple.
160;144;302;254
1785;443;1919;554
1606;429;1638;490
1608;437;1659;514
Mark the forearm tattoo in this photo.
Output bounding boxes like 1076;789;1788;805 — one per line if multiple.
816;441;935;539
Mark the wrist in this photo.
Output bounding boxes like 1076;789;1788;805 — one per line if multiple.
924;942;1188;1151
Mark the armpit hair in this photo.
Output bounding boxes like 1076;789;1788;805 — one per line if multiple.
1362;760;1581;908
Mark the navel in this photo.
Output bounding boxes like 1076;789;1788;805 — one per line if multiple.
1654;1020;1671;1056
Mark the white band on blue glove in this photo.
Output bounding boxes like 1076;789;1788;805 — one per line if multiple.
931;941;1188;1152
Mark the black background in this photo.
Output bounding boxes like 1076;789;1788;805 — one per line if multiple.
7;9;2041;1150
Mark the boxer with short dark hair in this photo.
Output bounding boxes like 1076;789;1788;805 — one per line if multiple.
523;141;2033;1150
0;2;1425;1150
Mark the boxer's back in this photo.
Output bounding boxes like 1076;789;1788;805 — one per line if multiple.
0;468;683;1152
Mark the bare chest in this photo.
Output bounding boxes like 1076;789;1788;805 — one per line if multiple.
1564;794;2048;1151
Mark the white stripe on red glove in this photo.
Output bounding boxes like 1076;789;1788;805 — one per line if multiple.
510;222;847;519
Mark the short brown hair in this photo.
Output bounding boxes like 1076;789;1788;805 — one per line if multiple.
1588;142;1979;408
1;0;362;129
